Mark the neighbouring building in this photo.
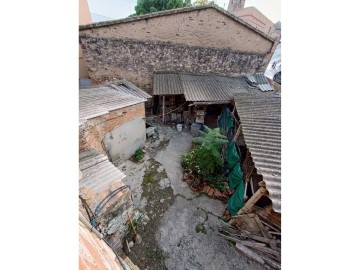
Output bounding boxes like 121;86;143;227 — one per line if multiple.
227;0;280;38
79;0;92;79
79;5;277;94
79;80;151;163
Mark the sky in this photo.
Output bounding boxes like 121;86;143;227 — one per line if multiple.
88;0;281;23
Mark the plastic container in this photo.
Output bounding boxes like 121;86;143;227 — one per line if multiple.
177;124;183;132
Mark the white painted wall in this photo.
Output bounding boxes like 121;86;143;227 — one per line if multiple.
103;117;146;163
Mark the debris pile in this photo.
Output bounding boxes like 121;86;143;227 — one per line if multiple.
218;213;281;269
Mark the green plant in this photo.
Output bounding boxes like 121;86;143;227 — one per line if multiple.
133;148;144;161
206;175;226;192
181;126;227;179
195;224;207;234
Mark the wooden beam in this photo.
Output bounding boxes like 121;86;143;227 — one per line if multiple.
233;187;268;218
233;125;242;142
162;95;165;123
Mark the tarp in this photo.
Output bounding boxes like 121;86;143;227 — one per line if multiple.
227;179;245;216
217;108;234;136
225;139;245;216
226;140;243;190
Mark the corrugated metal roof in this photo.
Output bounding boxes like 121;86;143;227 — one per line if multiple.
153;73;184;95
79;149;126;191
181;74;232;102
111;80;151;100
153;73;252;102
234;92;281;213
79;84;146;124
246;72;274;92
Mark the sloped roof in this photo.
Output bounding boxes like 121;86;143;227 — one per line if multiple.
79;149;126;191
79;82;147;125
246;72;274;92
110;80;151;100
153;73;252;102
234;92;281;213
79;5;274;42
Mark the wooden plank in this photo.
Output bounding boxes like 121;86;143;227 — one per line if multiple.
254;215;277;250
240;241;267;248
253;245;280;257
260;219;281;232
230;187;268;225
217;232;247;243
233;125;242;143
235;243;265;265
253;215;268;238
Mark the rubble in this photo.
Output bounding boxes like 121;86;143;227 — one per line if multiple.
218;213;281;270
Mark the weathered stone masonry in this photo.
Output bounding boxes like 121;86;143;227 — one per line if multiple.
79;102;145;156
79;6;276;94
80;36;268;93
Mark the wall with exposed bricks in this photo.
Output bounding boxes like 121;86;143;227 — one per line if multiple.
79;102;145;157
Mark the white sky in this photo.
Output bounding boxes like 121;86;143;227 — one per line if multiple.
88;0;281;23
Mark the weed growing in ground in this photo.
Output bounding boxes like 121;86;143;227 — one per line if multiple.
195;224;207;234
133;148;144;161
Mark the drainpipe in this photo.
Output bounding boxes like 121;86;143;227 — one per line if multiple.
162;95;165;123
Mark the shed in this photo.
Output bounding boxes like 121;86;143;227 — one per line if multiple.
79;80;150;163
233;91;281;223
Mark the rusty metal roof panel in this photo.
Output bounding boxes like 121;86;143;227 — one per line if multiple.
234;92;281;213
79;85;145;124
153;73;184;95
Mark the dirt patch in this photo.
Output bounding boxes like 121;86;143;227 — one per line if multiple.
124;158;175;269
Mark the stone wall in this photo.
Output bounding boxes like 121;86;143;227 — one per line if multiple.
79;102;146;157
80;36;270;93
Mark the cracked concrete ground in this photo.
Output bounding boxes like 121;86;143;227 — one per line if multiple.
117;122;263;270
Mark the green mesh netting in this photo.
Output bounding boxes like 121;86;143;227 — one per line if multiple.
226;139;245;216
217;108;234;135
227;178;245;216
226;140;243;190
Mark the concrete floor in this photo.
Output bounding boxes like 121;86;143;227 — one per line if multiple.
117;122;263;270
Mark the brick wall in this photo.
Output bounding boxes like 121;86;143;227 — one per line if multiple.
79;102;145;155
80;8;273;54
80;36;270;93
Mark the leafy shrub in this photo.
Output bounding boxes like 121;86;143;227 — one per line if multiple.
181;126;227;179
133;148;144;161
